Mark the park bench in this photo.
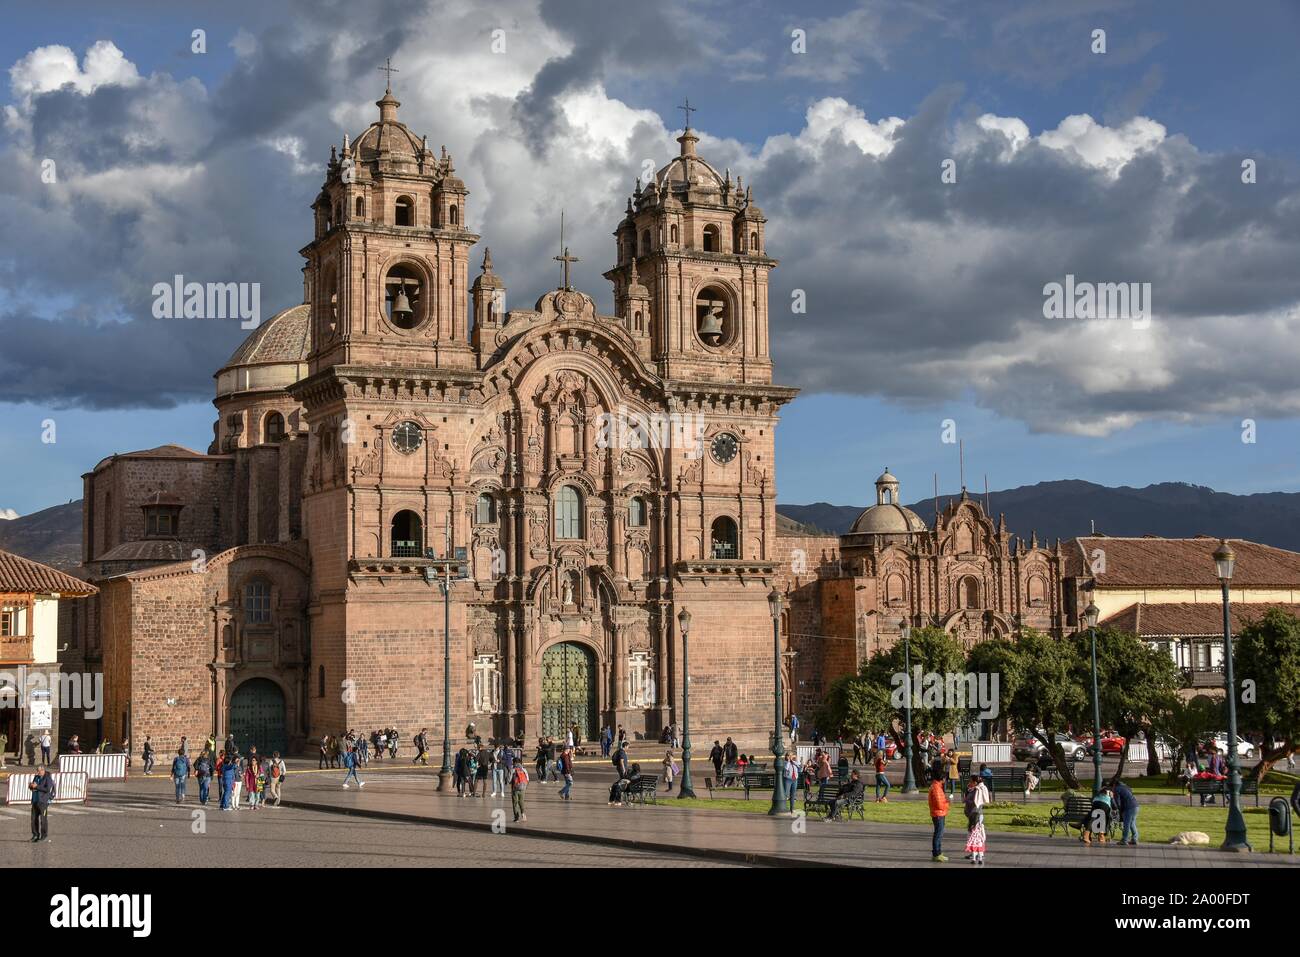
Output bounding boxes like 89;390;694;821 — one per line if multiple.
1048;795;1118;840
984;767;1033;802
804;781;843;819
741;769;778;799
625;774;660;806
1187;777;1260;807
958;757;972;779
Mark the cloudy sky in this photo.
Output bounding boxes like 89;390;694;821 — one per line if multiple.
2;0;1299;518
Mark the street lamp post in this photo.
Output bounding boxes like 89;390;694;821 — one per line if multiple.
900;620;917;794
438;562;452;791
1213;540;1251;852
676;607;697;799
768;587;787;816
1084;601;1103;797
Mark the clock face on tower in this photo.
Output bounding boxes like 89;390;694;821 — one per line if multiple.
391;421;423;454
710;432;739;464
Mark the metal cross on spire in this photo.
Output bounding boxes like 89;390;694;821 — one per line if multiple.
378;57;399;92
678;97;697;129
554;211;580;290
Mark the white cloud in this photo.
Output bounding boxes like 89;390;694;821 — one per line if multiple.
0;508;19;520
8;40;140;103
1038;113;1166;174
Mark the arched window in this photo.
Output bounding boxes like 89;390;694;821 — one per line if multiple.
391;510;423;557
640;229;651;256
702;224;719;252
628;496;647;527
555;486;582;540
750;231;759;252
244;578;272;625
264;411;285;442
633;310;643;332
355;196;365;218
1028;575;1047;606
449;203;459;226
710;516;738;559
395;196;414;226
476;493;496;525
670;224;679;244
960;576;980;609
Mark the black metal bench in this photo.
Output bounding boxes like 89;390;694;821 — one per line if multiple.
804;781;839;819
1188;777;1260;807
957;757;972;779
983;767;1033;802
1049;795;1118;840
625;774;660;805
741;769;777;799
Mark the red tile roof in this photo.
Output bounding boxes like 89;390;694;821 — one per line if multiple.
1102;601;1300;637
1068;537;1300;587
0;548;96;596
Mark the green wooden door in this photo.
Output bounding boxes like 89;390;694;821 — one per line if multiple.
229;678;287;756
541;642;597;740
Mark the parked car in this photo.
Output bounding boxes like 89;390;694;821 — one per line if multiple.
1083;732;1127;755
1013;731;1087;762
1211;733;1255;759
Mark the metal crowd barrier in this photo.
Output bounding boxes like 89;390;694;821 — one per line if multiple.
5;770;89;805
57;752;128;781
794;743;841;767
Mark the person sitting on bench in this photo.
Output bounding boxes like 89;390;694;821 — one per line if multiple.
827;770;865;821
609;762;642;806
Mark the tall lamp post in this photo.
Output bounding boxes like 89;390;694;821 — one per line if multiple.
1213;540;1251;852
676;607;697;799
768;588;787;815
900;620;917;794
1084;601;1103;797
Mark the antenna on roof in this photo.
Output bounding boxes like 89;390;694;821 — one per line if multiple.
933;472;939;525
1090;518;1095;535
959;439;965;492
984;474;990;515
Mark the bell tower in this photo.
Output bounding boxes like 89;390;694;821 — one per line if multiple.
604;110;775;385
302;78;478;374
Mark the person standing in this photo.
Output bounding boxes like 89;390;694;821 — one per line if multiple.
194;750;213;806
171;749;190;804
268;752;286;807
491;743;506;797
25;733;37;765
709;740;724;781
29;764;54;842
319;734;330;770
599;725;611;757
723;737;738;767
784;749;801;812
851;734;864;766
219;754;237;810
511;759;529;822
66;734;81;754
179;735;188;758
789;714;800;744
963;773;989;864
928;774;950;862
477;742;493;797
662;750;677;792
142;736;155;775
612;739;629;779
413;728;429;766
558;746;574;800
0;731;7;769
874;749;890;803
946;749;960;797
39;731;51;765
1112;777;1139;846
342;746;364;789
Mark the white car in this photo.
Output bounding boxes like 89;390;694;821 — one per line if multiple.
1211;733;1255;759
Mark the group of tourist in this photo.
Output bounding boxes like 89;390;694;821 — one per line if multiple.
162;735;288;811
318;728;401;768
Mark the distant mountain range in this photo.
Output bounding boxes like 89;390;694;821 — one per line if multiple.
3;481;1300;571
778;480;1300;551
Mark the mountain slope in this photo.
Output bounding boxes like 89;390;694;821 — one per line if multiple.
0;501;84;571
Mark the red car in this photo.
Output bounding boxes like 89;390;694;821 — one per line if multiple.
1083;732;1127;755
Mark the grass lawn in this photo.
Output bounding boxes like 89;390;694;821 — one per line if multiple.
661;791;1292;848
1028;770;1296;796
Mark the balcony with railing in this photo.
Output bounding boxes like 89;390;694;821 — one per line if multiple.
1182;664;1224;688
0;635;34;664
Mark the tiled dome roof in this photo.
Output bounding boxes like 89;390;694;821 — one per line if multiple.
220;304;310;371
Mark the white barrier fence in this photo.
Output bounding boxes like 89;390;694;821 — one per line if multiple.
794;743;841;767
971;742;1012;764
5;771;89;805
58;752;128;781
1128;742;1149;763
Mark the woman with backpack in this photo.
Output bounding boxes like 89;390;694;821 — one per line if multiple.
510;760;529;822
964;772;989;864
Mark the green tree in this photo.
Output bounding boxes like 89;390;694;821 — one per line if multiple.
1067;627;1183;778
965;637;1023;734
1150;695;1224;781
1002;628;1088;789
1233;607;1300;780
813;673;892;740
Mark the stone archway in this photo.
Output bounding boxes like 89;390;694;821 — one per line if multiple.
540;641;598;740
229;677;287;756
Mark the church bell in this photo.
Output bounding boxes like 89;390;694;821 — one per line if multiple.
391;281;413;322
699;304;724;345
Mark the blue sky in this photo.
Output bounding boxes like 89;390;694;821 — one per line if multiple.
2;0;1299;516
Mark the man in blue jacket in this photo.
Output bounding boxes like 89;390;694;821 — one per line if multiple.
30;764;54;841
171;749;191;804
194;750;213;805
1112;777;1139;845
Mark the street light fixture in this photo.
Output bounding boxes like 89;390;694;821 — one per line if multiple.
1084;600;1103;797
768;587;787;815
1213;540;1251;852
900;619;917;794
676;607;696;799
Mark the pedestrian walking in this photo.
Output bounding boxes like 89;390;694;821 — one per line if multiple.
142;736;155;775
491;743;507;796
171;749;190;804
39;731;51;764
342;746;364;789
0;731;7;769
874;750;890;802
511;760;529;822
559;746;575;800
220;754;237;810
963;773;989;864
319;735;330;769
662;750;677;792
195;750;213;805
928;775;949;862
413;728;429;765
29;763;54;842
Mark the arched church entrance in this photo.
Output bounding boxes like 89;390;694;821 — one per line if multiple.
229;677;287;756
540;642;597;740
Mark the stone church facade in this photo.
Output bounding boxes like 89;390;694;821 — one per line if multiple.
66;84;797;754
